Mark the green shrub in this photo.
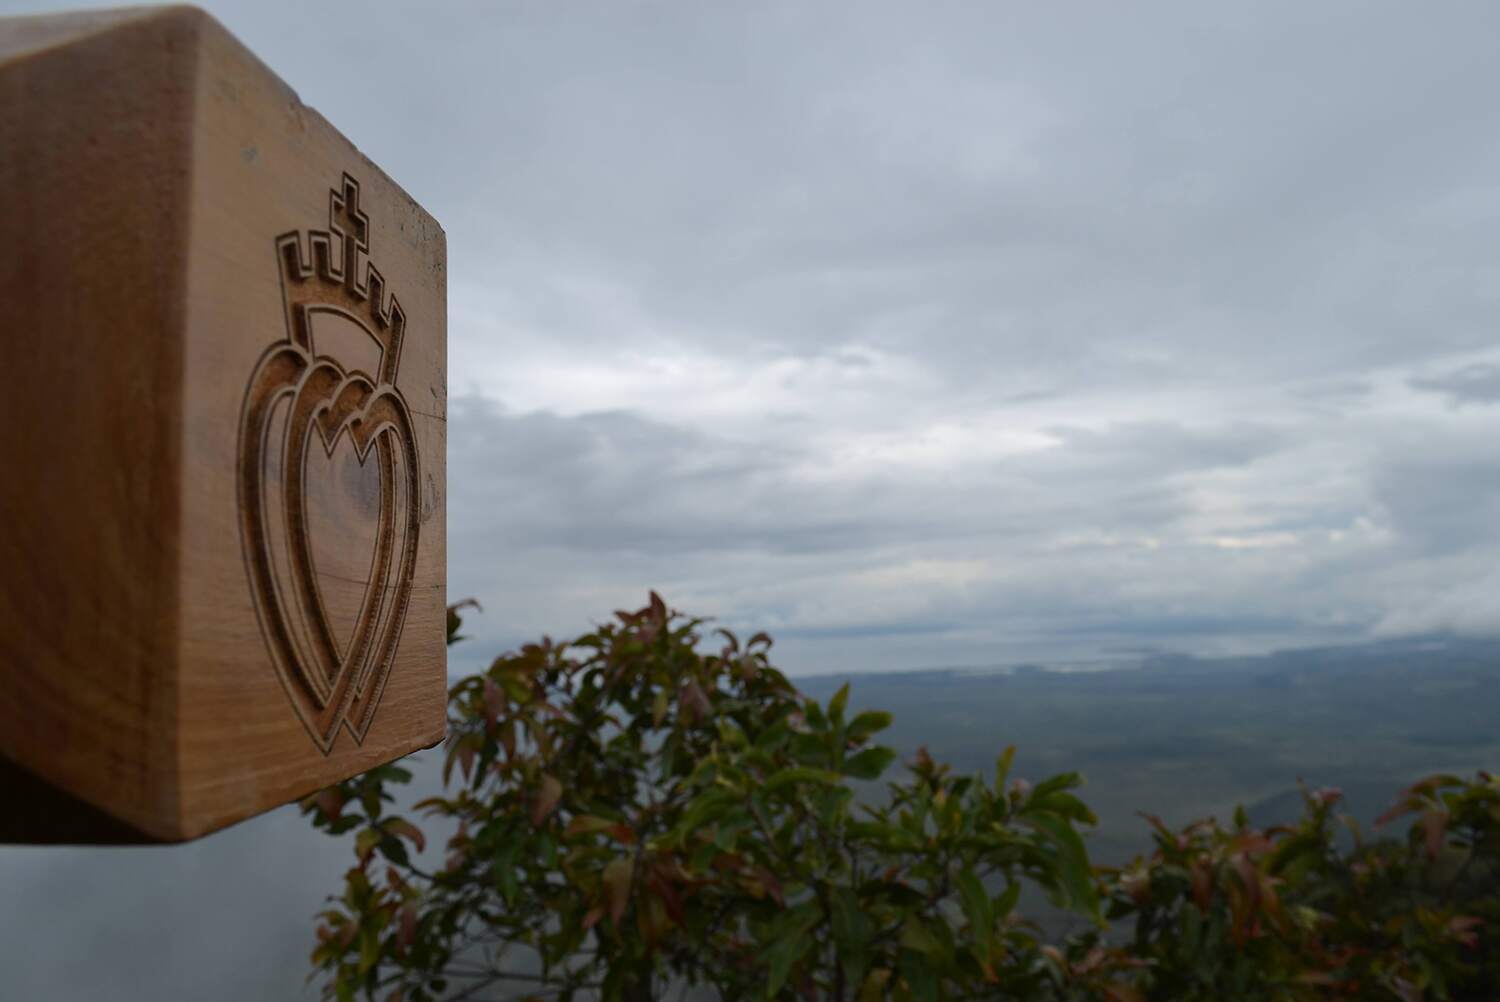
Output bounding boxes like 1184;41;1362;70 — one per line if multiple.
303;596;1497;1001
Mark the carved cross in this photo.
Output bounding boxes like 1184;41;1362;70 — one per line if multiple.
329;176;370;291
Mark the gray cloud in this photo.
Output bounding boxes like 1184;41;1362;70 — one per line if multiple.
1410;363;1500;407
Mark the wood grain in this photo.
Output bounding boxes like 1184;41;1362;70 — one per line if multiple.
0;6;447;843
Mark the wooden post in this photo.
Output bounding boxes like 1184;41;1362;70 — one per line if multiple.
0;7;448;842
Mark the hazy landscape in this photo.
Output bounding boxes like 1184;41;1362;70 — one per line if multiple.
802;635;1500;868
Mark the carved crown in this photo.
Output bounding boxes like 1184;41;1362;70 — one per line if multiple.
276;173;406;385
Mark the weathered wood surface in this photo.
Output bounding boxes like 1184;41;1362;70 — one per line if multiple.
0;6;447;842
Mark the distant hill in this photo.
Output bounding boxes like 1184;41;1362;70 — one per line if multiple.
797;635;1500;865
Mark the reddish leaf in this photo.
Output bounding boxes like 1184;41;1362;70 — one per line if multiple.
1449;915;1482;949
649;872;686;925
1234;854;1261;924
638;895;672;948
1121;868;1151;905
1312;786;1343;807
396;901;418;952
457;741;477;784
386;819;426;853
1229;830;1274;857
603;857;633;925
582;904;607;931
1190;860;1213;910
1375;796;1418;828
1138;812;1172;839
754;866;785;907
314;788;345;822
482;679;505;727
531;774;563;827
1421;809;1448;861
679;680;711;725
565;814;616;838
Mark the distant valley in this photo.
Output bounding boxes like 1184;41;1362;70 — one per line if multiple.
797;635;1500;867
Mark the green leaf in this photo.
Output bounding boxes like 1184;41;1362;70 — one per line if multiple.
497;672;532;704
373;765;414;784
993;880;1021;921
1027;771;1083;804
843;746;897;781
763;904;820;998
830;886;874;988
763;766;842;792
764;933;803;1000
846;710;893;743
674;789;737;835
1024;812;1100;922
358;926;380;973
849;820;923;851
955;870;992;956
899;916;942;959
995;746;1016;790
354;828;380;864
1030;790;1098;826
492;847;519;902
377;835;410;867
898;948;938;1002
713;813;755;850
828;683;850;725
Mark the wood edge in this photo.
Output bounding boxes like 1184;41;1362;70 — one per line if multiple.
187;10;446;239
0;756;168;845
0;5;212;67
172;722;451;843
1;722;448;845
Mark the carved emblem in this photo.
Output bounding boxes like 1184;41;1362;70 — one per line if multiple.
238;174;421;753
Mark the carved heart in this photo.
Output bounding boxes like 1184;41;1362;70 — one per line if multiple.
239;344;421;753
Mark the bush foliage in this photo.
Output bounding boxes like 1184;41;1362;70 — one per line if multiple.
304;596;1498;1001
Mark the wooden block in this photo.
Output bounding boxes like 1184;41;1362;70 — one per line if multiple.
0;6;447;842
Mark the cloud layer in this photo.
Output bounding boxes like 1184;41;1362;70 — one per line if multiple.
396;1;1500;672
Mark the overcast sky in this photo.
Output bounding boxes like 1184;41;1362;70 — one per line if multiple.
24;0;1500;675
6;1;1500;997
219;0;1500;675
